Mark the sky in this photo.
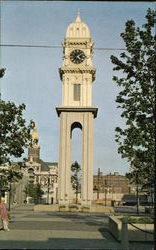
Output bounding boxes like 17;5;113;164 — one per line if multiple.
0;1;154;175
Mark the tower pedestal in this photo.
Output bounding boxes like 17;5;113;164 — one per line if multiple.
56;107;97;206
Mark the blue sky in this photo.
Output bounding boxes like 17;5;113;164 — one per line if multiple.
0;1;154;175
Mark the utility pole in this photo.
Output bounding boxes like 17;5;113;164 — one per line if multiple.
136;173;139;215
47;171;50;204
8;182;12;211
136;184;139;214
104;179;107;206
0;174;2;200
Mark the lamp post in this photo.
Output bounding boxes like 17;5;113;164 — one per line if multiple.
0;174;2;199
47;171;50;204
150;186;154;208
104;179;107;206
8;182;12;211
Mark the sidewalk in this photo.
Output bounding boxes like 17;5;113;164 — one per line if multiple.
0;205;154;250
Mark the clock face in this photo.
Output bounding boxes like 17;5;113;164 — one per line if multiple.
70;49;86;64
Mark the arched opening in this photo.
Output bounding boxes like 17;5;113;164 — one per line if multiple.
71;122;82;132
70;122;82;204
28;168;35;183
28;168;34;174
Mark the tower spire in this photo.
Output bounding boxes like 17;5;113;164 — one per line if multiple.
75;9;81;22
32;123;39;143
28;123;40;162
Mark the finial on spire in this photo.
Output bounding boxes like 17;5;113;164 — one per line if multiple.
75;9;81;22
32;123;39;143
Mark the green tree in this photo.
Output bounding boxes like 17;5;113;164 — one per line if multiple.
0;68;6;78
71;161;81;204
24;182;36;198
0;163;24;207
0;67;34;200
0;100;34;165
110;8;155;191
24;182;44;204
0;68;34;165
34;183;44;204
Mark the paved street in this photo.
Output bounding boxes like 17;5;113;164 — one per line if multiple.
0;205;154;249
114;205;150;215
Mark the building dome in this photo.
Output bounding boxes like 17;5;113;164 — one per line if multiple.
65;11;90;38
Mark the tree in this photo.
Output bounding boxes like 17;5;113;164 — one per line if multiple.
24;182;44;204
34;183;44;204
71;161;81;204
24;182;36;199
0;163;24;206
0;68;6;78
0;100;34;165
0;68;34;201
110;8;155;191
0;68;6;100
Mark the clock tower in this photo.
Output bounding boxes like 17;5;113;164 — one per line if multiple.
56;12;98;206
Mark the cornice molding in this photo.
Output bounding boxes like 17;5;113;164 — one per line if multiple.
59;67;96;81
56;106;98;118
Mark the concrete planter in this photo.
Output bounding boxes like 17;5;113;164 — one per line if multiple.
81;206;90;212
69;205;79;212
90;205;114;214
59;205;68;212
34;204;59;211
109;216;154;242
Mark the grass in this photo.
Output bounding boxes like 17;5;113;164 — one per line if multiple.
59;205;66;208
121;216;154;224
69;205;79;209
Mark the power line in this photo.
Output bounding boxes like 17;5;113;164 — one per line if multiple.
95;48;126;51
0;44;127;51
0;44;61;48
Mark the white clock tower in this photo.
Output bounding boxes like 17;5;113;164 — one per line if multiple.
56;12;98;206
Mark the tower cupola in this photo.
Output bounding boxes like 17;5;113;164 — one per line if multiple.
65;11;90;39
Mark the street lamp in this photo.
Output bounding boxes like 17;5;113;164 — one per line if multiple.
104;179;107;206
47;171;50;204
0;173;3;199
8;182;12;211
0;174;3;199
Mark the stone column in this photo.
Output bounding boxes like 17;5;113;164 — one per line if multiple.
121;219;129;249
58;112;71;205
81;113;93;206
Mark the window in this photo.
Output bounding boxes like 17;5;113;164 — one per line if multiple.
74;84;80;101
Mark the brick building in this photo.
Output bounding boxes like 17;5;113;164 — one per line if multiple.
93;171;130;194
93;170;130;205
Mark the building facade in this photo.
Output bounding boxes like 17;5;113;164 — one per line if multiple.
24;125;58;204
5;125;58;206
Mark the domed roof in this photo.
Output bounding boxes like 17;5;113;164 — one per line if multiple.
65;11;90;38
